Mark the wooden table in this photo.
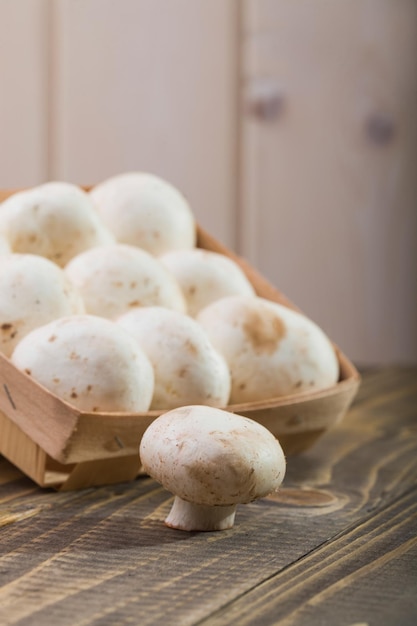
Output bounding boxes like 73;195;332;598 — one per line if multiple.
1;367;416;626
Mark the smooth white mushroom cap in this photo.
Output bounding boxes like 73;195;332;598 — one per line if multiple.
139;405;286;506
197;295;339;403
0;182;116;266
11;315;154;412
0;254;85;357
90;172;196;255
0;233;11;255
117;307;231;409
65;244;186;319
160;249;256;316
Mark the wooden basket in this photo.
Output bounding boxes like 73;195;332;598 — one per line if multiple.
0;190;360;490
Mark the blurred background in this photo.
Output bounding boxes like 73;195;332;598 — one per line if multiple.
0;0;416;367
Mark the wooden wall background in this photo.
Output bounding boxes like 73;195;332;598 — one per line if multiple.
0;0;416;366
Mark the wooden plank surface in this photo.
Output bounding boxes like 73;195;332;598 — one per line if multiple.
240;0;417;365
49;0;239;247
0;0;49;188
0;367;416;625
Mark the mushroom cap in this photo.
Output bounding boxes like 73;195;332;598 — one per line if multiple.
90;172;196;255
116;306;231;409
197;295;339;403
11;315;155;412
0;253;85;356
139;405;286;506
0;182;116;266
65;243;186;319
0;233;11;255
160;248;256;316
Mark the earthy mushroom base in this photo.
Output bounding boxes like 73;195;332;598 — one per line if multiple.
165;497;237;532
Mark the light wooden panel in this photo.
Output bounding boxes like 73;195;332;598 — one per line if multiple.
241;0;417;365
0;0;49;187
49;0;239;245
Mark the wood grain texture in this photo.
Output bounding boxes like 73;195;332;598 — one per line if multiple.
0;368;416;626
49;0;239;247
0;0;49;188
203;489;417;626
240;0;417;365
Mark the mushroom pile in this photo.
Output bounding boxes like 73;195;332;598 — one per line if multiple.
0;172;342;529
0;171;339;413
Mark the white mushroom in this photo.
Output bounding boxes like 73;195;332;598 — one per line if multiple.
117;307;231;409
160;248;256;316
0;182;115;266
65;244;186;319
0;233;11;256
11;315;155;412
90;172;196;255
197;295;339;403
0;254;85;357
139;405;286;531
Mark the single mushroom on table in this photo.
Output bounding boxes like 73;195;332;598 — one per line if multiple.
139;405;286;531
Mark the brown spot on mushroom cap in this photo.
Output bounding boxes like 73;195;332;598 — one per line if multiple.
1;322;19;342
184;339;198;357
242;307;286;355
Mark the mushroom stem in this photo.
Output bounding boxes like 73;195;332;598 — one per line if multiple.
165;496;237;531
